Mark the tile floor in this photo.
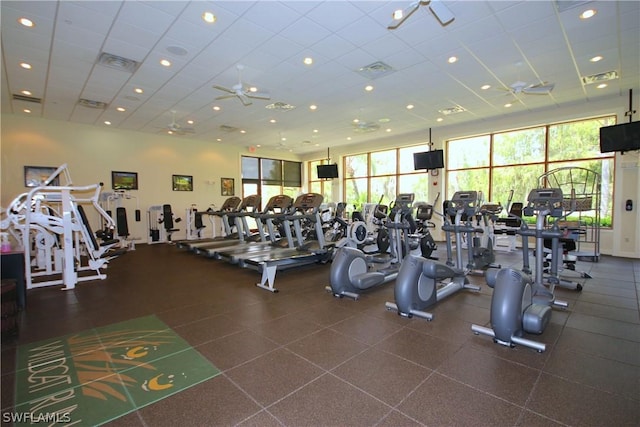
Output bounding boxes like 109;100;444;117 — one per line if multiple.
2;243;639;426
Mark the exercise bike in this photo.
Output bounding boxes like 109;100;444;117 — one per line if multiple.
471;188;569;352
385;191;482;321
326;193;415;300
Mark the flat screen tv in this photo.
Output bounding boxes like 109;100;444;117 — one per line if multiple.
600;121;640;153
413;149;444;170
317;164;339;179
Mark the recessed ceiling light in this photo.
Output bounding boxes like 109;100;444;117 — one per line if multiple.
365;85;374;92
347;137;352;141
21;90;32;96
385;128;392;132
481;84;491;90
213;105;221;111
160;59;171;67
104;121;112;125
392;9;403;20
303;57;313;65
309;104;317;110
504;103;512;108
590;55;603;62
216;138;222;142
406;104;414;110
134;87;143;94
23;109;31;113
269;119;276;123
202;11;216;23
187;120;194;125
20;62;32;69
597;83;607;89
240;130;246;134
353;118;360;123
436;117;443;122
281;137;287;141
580;9;596;19
18;18;34;27
313;129;319;133
448;56;458;64
116;107;126;112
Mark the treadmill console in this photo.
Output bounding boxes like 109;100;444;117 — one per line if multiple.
293;193;324;210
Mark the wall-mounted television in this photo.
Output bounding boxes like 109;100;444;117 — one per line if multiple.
317;164;339;179
413;149;444;170
600;121;640;153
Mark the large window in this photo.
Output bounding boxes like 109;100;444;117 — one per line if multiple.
241;156;302;204
446;116;616;226
340;145;433;210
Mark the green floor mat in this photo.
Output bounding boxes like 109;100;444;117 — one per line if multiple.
14;315;220;426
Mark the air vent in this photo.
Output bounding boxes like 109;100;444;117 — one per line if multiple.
78;98;108;109
219;124;239;132
97;52;139;73
356;61;395;80
352;121;380;133
438;106;466;115
265;102;296;111
581;70;618;85
12;94;42;103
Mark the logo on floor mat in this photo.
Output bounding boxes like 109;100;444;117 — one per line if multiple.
13;315;219;425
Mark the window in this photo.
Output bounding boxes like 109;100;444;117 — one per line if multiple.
446;116;616;226
241;156;302;203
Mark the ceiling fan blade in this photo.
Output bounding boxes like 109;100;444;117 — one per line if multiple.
387;1;421;30
215;94;237;100
238;94;252;106
523;83;555;94
213;85;235;94
246;92;271;100
429;0;455;26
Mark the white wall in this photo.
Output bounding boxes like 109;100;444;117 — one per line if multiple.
0;115;299;242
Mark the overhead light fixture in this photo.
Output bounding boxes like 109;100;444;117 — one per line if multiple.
24;109;31;113
202;11;216;23
213;105;221;111
406;104;414;109
436;117;443;122
309;104;317;110
504;103;512;108
365;85;374;92
579;9;596;19
447;56;458;64
104;121;112;125
18;17;34;27
481;84;491;90
187;119;194;125
116;107;126;112
596;83;607;89
269;119;276;123
21;90;32;96
392;9;403;20
385;128;392;132
590;55;603;62
160;59;171;67
20;62;32;69
303;57;313;65
134;87;144;94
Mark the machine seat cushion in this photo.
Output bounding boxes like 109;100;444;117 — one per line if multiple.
353;272;386;289
522;304;552;335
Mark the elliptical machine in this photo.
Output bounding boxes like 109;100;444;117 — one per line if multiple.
471;188;569;353
385;191;482;320
326;193;415;300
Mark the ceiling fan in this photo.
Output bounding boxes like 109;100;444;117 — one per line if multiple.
161;110;195;135
213;64;271;106
387;0;455;30
507;81;555;95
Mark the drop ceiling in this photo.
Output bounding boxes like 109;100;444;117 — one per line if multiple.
1;1;639;154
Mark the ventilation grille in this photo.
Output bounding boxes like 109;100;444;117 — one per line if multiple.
352;121;380;133
78;98;108;109
97;52;139;73
12;94;42;103
581;70;618;85
438;106;466;115
265;102;296;111
356;61;395;80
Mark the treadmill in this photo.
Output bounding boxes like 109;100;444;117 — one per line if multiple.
239;193;333;293
204;194;294;260
176;196;242;250
191;194;263;255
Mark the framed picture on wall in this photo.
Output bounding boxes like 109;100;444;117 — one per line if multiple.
111;171;138;190
172;174;193;191
221;178;234;196
24;165;60;187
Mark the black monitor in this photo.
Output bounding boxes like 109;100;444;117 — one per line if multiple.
317;164;339;179
413;149;444;170
600;121;640;153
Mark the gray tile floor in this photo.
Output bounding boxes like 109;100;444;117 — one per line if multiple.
2;243;639;426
